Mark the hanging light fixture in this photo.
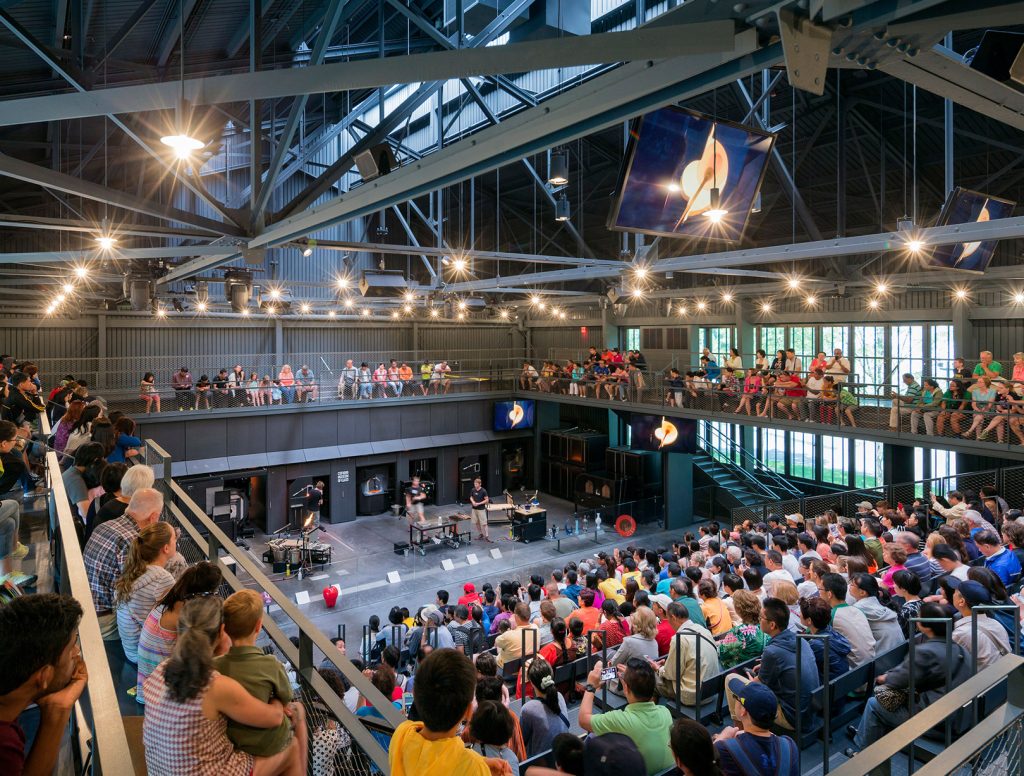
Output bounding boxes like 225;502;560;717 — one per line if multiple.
554;194;570;222
548;149;569;186
160;0;204;159
95;216;116;250
703;125;728;223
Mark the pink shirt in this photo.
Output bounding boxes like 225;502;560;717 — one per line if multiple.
743;375;762;394
881;563;906;593
1013;363;1024;382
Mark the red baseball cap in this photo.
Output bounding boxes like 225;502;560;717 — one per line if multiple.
463;583;475;593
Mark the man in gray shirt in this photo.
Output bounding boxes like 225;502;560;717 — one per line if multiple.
338;359;358;399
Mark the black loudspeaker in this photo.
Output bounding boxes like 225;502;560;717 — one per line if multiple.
968;30;1024;88
355;143;399;180
573;472;635;507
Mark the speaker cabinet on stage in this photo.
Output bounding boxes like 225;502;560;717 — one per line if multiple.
573;472;636;508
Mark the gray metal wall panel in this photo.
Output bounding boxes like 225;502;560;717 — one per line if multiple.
282;325;413;367
532;327;587;357
970;320;1024;359
0;325;98;363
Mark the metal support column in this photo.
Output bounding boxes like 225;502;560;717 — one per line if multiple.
944;33;955;195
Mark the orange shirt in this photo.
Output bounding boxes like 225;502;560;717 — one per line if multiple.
399;365;413;381
568;605;601;634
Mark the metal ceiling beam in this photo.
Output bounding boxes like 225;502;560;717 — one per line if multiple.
156;0;199;68
876;44;1024;132
0;21;739;126
0;151;242;236
446;215;1024;290
251;0;353;219
311;239;624;266
92;0;162;69
249;29;770;248
157;252;243;285
0;7;241;231
0;245;242;264
0;213;221;239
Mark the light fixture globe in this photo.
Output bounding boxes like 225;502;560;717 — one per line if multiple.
548;149;569;186
160;133;204;159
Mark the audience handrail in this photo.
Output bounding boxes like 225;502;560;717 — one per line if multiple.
831;653;1024;776
45;451;136;775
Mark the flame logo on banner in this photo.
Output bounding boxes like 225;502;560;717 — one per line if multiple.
508;402;525;428
958;203;991;263
653;417;678;448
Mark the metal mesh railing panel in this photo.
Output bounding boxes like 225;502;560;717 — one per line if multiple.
959;717;1024;776
1003;466;1024;510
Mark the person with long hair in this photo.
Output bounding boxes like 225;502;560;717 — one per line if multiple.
108;417;143;463
64;404;101;456
594;598;628;650
53;399;85;453
142;596;304;776
849;573;905;655
672;717;723;776
842;535;877;573
115;522;176;663
89;418;115;459
520;657;569;756
140;372;161;414
136;561;223;705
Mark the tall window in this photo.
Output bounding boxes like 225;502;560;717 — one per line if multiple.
854;439;884;488
821;435;849;486
891;324;924;392
706;421;740;465
762;429;786;473
788;327;816;368
788;432;816;480
930;324;955;379
759;327;785;360
853;325;886;390
624;328;640;352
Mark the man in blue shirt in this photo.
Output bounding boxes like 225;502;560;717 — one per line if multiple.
562;569;583;605
701;356;721;382
897;532;934;585
977;529;1022;585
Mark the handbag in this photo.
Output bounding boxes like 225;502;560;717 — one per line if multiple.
873;684;909;712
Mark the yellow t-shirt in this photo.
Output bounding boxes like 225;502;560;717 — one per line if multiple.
390;720;490;776
598;577;626;605
620;570;642;589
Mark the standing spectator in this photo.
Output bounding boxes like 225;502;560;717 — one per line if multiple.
579;658;673;775
171;366;193;411
0;594;87;776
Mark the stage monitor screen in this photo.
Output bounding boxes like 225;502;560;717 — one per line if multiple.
608;106;775;242
629;414;697;454
494;400;535;431
926;187;1015;273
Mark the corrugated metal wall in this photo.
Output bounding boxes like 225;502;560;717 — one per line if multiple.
532;327;589;357
282;325;412;358
970;320;1024;359
418;325;523;357
2;326;98;361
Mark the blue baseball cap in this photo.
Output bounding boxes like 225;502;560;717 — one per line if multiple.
728;678;779;726
583;733;645;775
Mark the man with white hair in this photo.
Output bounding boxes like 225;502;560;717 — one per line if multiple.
83;487;186;639
89;465;157;538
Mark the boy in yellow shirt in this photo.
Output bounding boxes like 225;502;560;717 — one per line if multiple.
390;649;510;776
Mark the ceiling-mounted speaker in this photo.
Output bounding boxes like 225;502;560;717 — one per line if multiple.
355;144;398;181
128;279;153;312
967;30;1024;90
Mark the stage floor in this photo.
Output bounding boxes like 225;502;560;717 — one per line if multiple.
233;495;704;653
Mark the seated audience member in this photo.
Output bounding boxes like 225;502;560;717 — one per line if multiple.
667;718;723;776
605;606;659;693
137;562;223;704
214;590;302;760
725;598;817;733
0;594;87;776
976;529;1023;585
468;701;519;774
719;589;768;669
495;603;539;667
654;601;720;705
847;603;971;760
898;531;935;585
648;594;676;656
951;580;1011;668
670;578;708;628
83;487;185;640
798;596;851;684
114;522;177;663
698;579;733;636
891;570;924;635
848;574;906;655
579;658;674;775
142;596;306;776
520;658;569;757
715;682;799;776
567;588;602;634
819;573;876;667
595;598;628;649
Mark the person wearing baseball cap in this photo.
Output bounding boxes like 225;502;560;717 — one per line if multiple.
952;579;1011;668
855;500;874;514
714;681;798;776
458;583;482;607
580;732;645;776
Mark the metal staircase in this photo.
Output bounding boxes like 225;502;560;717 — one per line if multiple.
694;424;804;509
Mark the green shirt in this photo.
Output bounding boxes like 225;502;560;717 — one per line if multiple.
213;645;293;757
590;701;675;774
674;596;707;628
974;361;1003;376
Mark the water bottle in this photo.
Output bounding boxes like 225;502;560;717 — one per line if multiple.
574;516;580;535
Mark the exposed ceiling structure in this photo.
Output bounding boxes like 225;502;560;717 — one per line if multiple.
0;0;1022;318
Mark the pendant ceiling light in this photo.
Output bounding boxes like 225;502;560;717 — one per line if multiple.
548;149;569;186
554;193;570;222
160;0;204;159
702;125;728;223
